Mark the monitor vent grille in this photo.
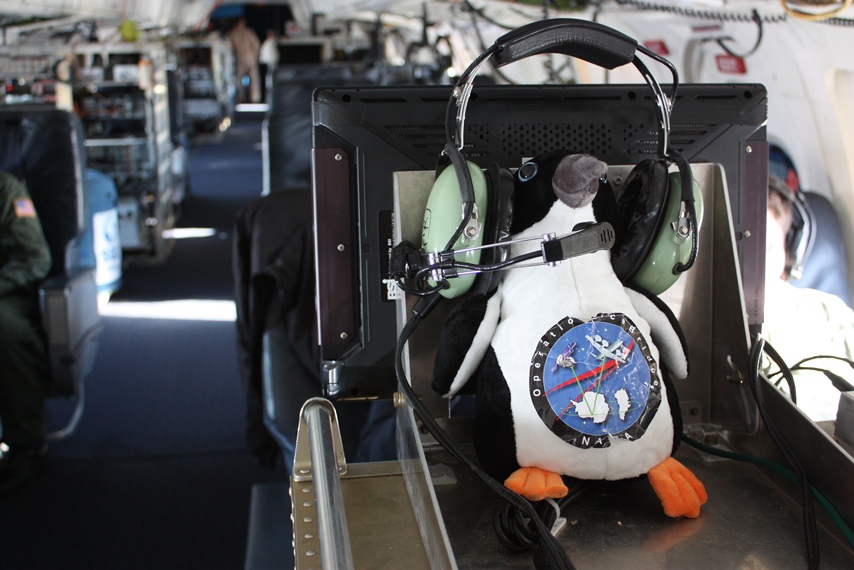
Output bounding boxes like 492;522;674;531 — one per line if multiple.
383;122;714;163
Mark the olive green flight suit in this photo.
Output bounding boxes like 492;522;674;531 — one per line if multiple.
0;171;52;448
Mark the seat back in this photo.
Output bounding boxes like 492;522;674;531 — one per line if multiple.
0;105;87;277
0;105;101;407
264;64;369;193
790;191;853;307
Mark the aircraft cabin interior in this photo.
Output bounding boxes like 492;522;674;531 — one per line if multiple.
0;1;854;569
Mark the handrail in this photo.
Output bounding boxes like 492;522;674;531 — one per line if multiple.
298;398;354;570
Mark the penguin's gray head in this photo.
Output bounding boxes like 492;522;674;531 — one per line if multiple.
552;154;607;209
511;151;610;235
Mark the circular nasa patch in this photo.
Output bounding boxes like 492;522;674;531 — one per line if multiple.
529;313;661;449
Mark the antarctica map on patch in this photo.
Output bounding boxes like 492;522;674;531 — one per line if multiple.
571;379;631;423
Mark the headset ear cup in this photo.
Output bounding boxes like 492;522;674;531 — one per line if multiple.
421;159;490;299
611;159;671;283
470;163;514;297
781;184;815;279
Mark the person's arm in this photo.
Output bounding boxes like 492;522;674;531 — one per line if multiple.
0;178;52;298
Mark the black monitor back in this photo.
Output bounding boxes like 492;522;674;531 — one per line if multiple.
312;83;768;400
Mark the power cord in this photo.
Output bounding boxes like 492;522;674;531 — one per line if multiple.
713;10;765;59
761;339;799;404
682;433;854;550
767;353;854;396
784;354;854;374
395;294;577;570
749;335;820;570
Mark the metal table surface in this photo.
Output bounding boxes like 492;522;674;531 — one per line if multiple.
428;440;854;569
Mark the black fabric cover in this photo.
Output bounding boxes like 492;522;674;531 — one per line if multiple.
233;189;388;466
265;64;370;191
233;189;318;465
473;164;514;297
0;105;87;278
611;159;670;282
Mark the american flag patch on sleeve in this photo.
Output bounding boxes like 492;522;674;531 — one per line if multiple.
14;198;37;218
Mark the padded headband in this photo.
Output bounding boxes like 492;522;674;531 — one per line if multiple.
439;18;698;275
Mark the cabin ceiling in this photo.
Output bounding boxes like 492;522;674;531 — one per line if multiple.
0;1;846;33
0;0;221;29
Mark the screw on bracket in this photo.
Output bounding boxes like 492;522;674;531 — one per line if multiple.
725;355;743;383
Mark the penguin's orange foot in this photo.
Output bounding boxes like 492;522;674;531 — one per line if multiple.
647;456;707;518
504;467;568;502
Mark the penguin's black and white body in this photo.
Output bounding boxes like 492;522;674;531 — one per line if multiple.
432;151;705;517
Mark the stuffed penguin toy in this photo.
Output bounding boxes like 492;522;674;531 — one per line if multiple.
432;150;707;518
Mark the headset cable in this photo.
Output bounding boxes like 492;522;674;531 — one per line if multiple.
395;293;577;570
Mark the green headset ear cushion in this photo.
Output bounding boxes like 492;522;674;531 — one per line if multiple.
612;159;671;283
631;172;703;294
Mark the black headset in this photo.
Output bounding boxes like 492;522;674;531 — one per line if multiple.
393;18;700;299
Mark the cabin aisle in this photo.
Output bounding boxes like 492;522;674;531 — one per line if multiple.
0;116;290;569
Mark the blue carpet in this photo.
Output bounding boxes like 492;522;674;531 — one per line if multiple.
48;317;248;459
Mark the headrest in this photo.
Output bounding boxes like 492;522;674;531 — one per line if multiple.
769;144;800;192
0;105;87;277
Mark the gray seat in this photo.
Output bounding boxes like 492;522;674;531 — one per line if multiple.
0;105;102;440
790;191;853;307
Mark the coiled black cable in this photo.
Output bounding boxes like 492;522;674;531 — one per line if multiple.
493;481;593;551
614;0;788;23
494;501;542;551
614;0;854;27
395;295;577;569
820;16;854;26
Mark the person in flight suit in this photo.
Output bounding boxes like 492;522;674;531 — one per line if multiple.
0;171;52;495
228;18;262;104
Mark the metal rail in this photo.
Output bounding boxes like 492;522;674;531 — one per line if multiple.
299;398;354;570
84;137;147;147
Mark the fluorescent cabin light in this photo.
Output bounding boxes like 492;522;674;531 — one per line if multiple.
161;227;217;239
101;300;237;321
235;103;269;112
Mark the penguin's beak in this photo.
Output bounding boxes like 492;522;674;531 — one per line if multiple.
552;154;607;209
